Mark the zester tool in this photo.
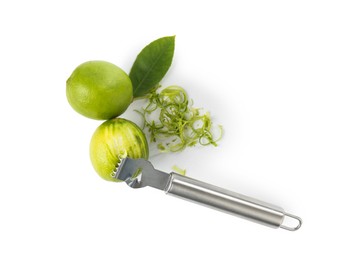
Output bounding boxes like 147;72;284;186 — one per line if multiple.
114;157;302;231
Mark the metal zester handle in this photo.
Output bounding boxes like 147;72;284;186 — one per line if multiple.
165;173;302;230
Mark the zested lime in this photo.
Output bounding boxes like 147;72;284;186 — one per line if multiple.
66;60;133;120
90;118;149;181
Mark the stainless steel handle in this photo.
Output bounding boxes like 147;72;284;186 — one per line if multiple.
165;173;302;230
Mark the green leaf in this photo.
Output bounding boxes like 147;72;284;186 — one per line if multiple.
129;36;175;98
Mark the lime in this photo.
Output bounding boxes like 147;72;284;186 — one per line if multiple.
66;60;133;120
90;118;149;181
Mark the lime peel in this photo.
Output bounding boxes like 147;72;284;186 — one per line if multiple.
136;85;223;152
171;165;186;176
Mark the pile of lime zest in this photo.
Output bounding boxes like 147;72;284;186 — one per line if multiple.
136;85;223;152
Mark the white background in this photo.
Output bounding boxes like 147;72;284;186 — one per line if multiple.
1;0;340;259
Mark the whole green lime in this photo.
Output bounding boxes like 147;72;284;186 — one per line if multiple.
66;61;133;120
90;118;149;181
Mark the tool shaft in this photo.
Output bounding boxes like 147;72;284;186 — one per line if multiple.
165;173;285;228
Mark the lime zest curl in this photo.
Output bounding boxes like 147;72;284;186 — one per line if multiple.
171;165;187;176
136;85;223;152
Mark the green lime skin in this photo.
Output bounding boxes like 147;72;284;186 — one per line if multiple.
90;118;149;181
66;60;133;120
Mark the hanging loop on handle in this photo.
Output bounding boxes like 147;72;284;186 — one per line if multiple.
280;213;302;231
